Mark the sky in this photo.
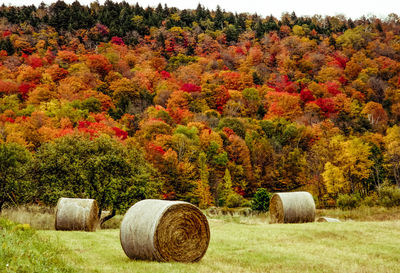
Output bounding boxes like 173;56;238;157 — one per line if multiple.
3;0;400;19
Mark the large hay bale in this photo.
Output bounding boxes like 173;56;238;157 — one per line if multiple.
120;199;210;262
269;192;315;223
317;217;341;222
55;198;99;231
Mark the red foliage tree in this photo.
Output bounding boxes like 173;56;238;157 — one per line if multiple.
112;127;128;140
160;70;171;79
180;83;201;93
0;80;19;95
268;74;298;93
86;54;112;77
27;55;43;68
18;82;36;100
324;81;341;96
45;64;69;82
315;98;337;116
111;36;125;45
300;89;315;103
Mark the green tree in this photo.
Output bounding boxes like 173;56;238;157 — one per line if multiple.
0;143;32;212
251;188;271;212
218;117;246;138
34;134;157;223
336;26;375;50
224;24;239;42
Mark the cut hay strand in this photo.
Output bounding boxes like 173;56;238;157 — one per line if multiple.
317;217;341;222
55;198;99;232
269;192;315;224
120;199;210;262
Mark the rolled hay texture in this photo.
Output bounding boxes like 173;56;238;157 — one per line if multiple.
120;199;210;262
55;198;99;231
317;217;341;222
269;192;315;224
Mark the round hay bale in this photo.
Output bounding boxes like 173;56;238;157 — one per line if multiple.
55;198;99;231
120;199;210;262
317;217;341;223
269;192;315;224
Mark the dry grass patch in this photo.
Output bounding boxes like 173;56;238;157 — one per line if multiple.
317;206;400;221
1;205;55;230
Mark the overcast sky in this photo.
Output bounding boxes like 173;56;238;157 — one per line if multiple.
3;0;400;19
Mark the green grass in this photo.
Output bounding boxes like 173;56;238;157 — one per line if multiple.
3;206;400;272
0;217;77;273
40;219;400;273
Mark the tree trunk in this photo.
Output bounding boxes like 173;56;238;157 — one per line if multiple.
100;209;116;225
394;164;400;187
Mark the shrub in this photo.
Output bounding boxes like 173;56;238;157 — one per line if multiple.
337;193;361;210
241;199;252;208
225;193;246;208
361;193;378;207
378;183;400;208
251;188;271;212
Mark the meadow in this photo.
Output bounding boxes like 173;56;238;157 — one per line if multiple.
2;207;400;273
40;220;400;273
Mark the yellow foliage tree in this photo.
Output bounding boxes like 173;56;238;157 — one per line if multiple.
322;136;372;196
361;101;388;131
196;152;213;208
322;162;349;194
384;126;400;186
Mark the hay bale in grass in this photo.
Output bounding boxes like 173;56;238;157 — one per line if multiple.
317;217;341;222
120;199;210;262
269;192;315;224
55;198;99;231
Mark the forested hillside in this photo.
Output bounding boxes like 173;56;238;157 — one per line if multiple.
1;1;400;212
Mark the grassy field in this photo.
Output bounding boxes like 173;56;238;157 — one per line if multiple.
0;218;75;273
39;219;400;273
2;207;400;272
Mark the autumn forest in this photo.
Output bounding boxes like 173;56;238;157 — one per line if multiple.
1;1;400;214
